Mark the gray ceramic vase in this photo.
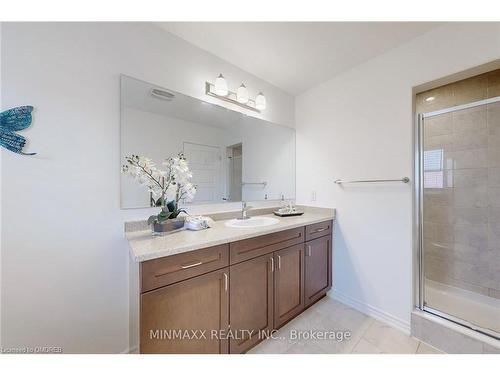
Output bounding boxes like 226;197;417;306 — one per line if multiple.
152;217;185;235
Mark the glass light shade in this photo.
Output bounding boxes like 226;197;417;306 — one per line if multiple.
236;83;249;104
255;92;266;110
214;74;228;96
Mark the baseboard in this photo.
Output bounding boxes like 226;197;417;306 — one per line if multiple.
120;345;138;354
330;289;411;335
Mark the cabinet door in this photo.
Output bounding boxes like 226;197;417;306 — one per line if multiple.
229;254;274;353
140;268;229;354
305;235;332;307
274;244;305;328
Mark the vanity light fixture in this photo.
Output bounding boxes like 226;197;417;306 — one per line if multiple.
425;96;435;102
236;83;249;104
205;74;266;112
214;74;229;96
255;92;266;110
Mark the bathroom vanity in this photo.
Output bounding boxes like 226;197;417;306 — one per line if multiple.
121;75;333;354
126;208;335;354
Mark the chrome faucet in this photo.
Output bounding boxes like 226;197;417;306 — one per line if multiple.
238;201;252;220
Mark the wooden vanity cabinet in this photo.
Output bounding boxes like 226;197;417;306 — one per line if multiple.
229;254;274;354
229;226;304;264
140;267;229;354
273;243;305;328
137;219;333;354
304;222;332;307
141;244;229;293
305;220;333;242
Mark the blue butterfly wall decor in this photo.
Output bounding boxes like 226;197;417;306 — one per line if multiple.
0;105;36;155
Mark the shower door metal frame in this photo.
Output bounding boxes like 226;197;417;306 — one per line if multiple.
414;112;425;311
414;95;500;340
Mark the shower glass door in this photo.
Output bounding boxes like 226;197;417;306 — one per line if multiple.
418;96;500;339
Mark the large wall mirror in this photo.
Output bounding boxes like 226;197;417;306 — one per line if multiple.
120;75;296;209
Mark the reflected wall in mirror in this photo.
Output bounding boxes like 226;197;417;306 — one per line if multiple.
120;75;296;209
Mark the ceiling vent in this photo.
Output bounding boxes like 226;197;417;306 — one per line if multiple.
150;88;175;101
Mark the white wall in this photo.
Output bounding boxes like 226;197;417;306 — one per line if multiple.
296;22;500;330
0;22;294;353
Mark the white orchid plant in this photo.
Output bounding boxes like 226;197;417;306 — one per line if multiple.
122;152;196;225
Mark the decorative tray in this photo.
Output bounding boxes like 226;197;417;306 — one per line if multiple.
273;211;304;217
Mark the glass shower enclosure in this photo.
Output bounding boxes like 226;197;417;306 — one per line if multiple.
416;95;500;340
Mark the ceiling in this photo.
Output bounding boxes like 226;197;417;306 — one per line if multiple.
157;22;443;95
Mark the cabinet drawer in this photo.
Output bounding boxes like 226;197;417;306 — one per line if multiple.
141;244;229;292
230;227;304;265
305;220;332;241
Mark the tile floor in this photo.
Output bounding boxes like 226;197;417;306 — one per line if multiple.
248;296;443;354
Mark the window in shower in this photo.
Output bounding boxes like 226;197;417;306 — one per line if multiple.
423;149;444;188
416;68;500;339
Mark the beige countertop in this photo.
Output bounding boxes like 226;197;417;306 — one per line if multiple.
126;207;335;262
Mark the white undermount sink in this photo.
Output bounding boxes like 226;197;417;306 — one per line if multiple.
225;216;280;228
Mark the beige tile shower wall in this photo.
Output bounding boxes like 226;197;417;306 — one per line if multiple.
417;69;500;299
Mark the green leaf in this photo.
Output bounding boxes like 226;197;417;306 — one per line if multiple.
157;210;173;223
147;215;158;225
166;200;177;213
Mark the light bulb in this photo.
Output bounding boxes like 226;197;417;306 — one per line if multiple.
236;83;249;104
214;74;228;96
255;92;266;110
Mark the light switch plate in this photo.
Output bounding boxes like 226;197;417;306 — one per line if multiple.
311;190;317;202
